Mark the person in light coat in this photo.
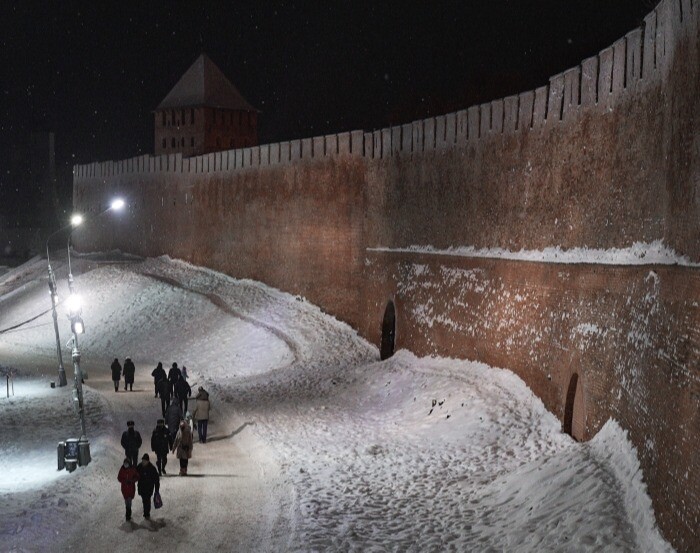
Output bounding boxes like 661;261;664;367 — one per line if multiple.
172;420;194;476
192;387;211;443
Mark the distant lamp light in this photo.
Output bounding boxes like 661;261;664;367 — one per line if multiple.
66;294;82;315
72;319;85;335
54;295;59;306
70;214;84;227
110;198;125;211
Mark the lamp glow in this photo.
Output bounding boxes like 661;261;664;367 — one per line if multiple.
70;214;84;226
66;294;82;314
73;320;84;335
110;198;125;211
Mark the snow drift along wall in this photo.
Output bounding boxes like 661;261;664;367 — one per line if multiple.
73;1;700;550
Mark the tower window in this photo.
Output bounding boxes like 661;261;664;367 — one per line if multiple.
171;138;176;147
162;138;166;148
161;112;166;126
181;137;185;146
191;137;195;147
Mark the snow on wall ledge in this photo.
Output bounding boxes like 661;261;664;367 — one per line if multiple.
368;240;700;266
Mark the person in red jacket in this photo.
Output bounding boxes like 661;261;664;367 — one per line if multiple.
117;457;139;521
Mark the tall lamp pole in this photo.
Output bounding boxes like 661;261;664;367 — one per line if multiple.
61;197;125;467
45;218;83;387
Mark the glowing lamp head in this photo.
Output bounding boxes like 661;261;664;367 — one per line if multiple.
110;198;125;211
66;293;82;315
70;214;84;227
72;318;85;335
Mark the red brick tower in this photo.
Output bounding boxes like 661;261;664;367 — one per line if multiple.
154;54;258;157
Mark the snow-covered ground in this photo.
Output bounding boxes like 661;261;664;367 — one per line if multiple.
0;255;673;552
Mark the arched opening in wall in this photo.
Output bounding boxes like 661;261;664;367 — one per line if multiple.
563;373;586;441
380;301;396;361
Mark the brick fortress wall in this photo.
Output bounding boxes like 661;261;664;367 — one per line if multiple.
73;1;699;549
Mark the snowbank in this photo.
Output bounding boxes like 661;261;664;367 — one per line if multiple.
0;255;675;552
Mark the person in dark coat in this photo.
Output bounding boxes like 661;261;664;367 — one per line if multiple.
120;420;142;467
157;378;172;418
136;454;160;519
193;387;211;444
164;399;183;449
167;363;181;396
122;357;136;391
151;362;166;398
111;358;122;392
174;376;192;414
117;457;139;521
151;419;170;475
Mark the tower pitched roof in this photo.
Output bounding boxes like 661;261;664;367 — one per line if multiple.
156;54;257;112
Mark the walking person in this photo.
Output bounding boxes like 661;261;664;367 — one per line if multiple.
151;362;166;398
164;398;183;449
136;454;160;519
151;419;170;476
117;457;139;521
111;358;122;392
174;375;192;414
120;420;142;468
172;420;194;476
181;365;189;382
193;386;210;444
167;363;181;396
157;378;172;418
123;357;136;391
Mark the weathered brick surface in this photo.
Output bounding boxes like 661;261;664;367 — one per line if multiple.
362;252;700;550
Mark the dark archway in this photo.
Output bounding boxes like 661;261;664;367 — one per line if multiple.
563;373;586;441
380;301;396;360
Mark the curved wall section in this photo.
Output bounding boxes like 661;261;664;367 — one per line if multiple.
73;2;700;549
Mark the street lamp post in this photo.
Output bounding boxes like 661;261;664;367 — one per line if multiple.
65;291;89;466
57;198;125;469
45;220;82;387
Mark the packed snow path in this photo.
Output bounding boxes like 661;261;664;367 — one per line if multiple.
0;255;673;552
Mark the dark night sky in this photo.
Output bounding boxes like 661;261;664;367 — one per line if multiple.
1;1;654;212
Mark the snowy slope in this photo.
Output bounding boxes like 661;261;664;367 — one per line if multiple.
0;255;673;552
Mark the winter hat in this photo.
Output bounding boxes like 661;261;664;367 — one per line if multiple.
172;362;178;368
142;453;150;460
156;419;165;425
198;386;204;392
123;457;131;466
127;420;135;427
